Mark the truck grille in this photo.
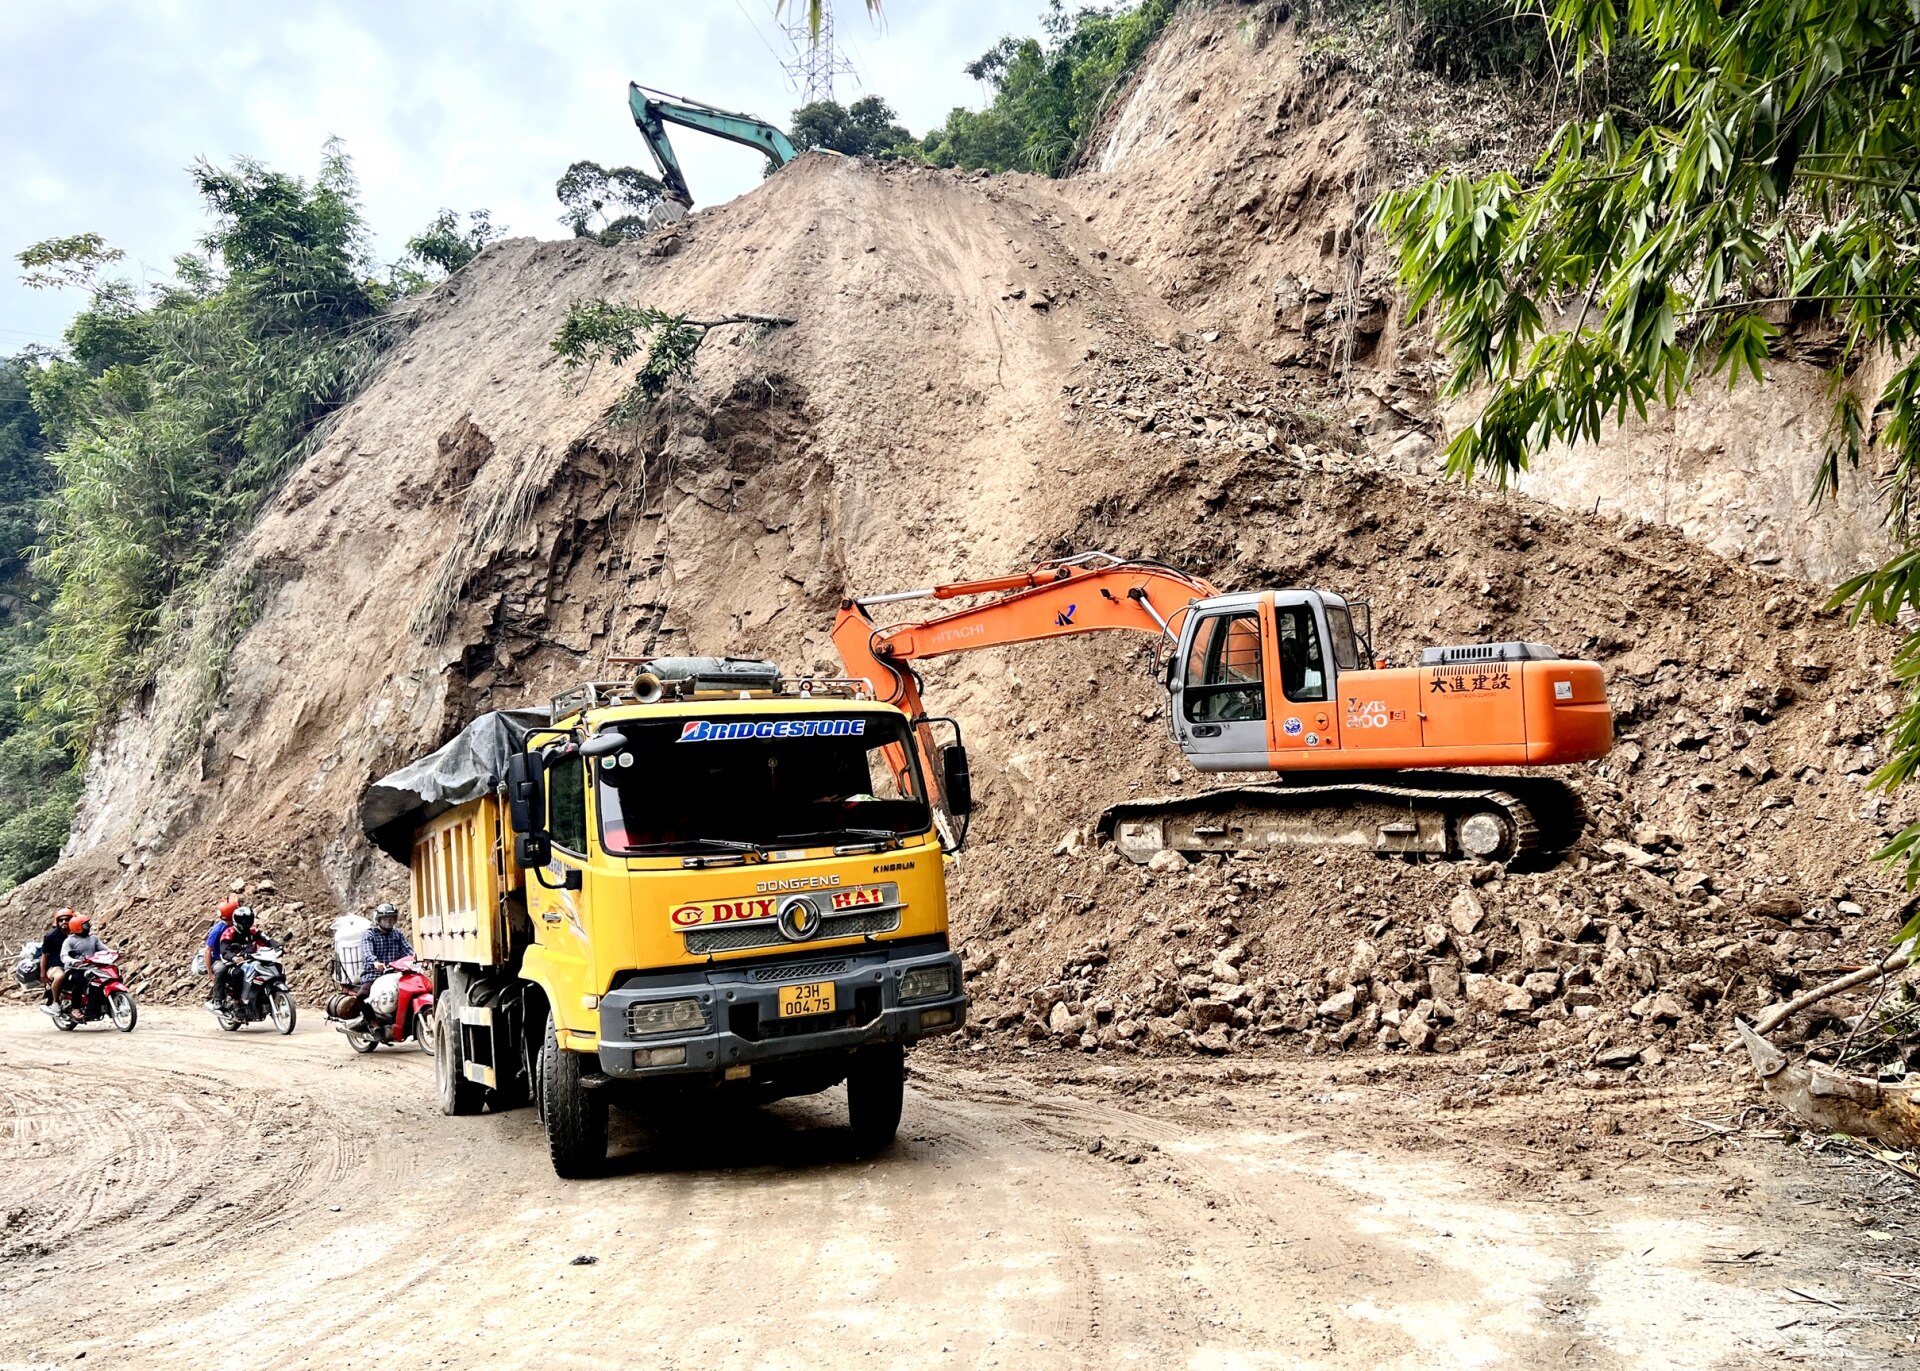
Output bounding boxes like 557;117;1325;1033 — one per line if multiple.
749;957;850;983
683;907;902;955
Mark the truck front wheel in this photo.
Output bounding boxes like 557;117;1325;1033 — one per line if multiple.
845;1044;904;1154
541;1014;608;1179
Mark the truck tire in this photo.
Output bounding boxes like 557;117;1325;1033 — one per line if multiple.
846;1044;905;1154
436;1007;485;1116
541;1014;607;1179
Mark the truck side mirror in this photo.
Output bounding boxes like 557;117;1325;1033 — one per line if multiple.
941;743;973;817
505;751;551;868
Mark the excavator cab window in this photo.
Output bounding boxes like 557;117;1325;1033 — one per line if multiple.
1323;604;1362;672
1184;612;1265;722
1276;605;1329;703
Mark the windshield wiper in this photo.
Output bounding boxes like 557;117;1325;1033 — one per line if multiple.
769;827;902;846
618;837;764;856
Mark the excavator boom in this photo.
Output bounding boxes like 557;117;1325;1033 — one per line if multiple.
627;83;800;213
833;550;1612;865
834;553;1217;721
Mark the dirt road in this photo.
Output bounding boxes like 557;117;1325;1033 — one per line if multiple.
0;1008;1910;1369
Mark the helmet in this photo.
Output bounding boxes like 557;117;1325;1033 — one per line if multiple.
67;914;90;935
374;902;399;925
53;906;74;928
233;907;256;932
218;898;239;920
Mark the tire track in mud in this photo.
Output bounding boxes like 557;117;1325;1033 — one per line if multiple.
0;1030;389;1294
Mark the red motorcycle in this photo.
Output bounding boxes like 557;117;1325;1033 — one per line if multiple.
326;954;434;1054
51;951;138;1033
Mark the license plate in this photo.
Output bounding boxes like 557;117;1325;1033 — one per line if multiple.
777;981;836;1019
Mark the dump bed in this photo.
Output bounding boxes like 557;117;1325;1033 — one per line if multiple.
410;793;523;967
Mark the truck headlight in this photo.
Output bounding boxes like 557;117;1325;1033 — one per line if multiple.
628;998;705;1036
899;966;953;1002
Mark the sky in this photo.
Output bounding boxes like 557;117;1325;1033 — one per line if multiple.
0;0;1039;350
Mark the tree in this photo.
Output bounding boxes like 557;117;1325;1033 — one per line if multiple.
555;161;665;241
919;0;1177;176
392;209;505;292
789;95;912;158
1371;0;1920;872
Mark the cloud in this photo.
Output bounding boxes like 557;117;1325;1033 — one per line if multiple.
0;0;1036;348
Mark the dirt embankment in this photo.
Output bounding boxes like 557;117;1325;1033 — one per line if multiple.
1;12;1911;1092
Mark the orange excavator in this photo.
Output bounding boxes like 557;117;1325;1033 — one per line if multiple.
832;551;1612;864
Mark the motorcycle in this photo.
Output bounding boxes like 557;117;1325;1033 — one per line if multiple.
51;951;137;1032
208;943;297;1035
325;953;434;1054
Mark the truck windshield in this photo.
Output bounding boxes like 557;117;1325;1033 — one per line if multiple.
595;713;931;855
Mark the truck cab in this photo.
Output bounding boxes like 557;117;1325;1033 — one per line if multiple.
365;657;971;1177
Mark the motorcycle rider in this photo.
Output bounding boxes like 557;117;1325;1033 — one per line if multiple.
203;897;239;1008
36;908;73;1010
214;906;268;1014
48;913;104;1015
359;902;413;988
357;903;421;1041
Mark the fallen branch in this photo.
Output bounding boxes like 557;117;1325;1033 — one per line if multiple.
1736;1021;1920;1149
1752;944;1914;1035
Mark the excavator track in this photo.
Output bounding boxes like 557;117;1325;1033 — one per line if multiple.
1096;773;1586;867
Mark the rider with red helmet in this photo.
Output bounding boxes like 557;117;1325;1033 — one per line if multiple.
44;913;102;1015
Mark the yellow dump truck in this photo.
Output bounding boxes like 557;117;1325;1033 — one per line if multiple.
360;657;971;1176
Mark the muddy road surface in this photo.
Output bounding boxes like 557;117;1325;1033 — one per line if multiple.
1;1009;1910;1369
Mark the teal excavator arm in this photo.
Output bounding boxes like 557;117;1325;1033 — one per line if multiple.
627;83;800;213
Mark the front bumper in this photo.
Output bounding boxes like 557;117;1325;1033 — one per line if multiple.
596;940;966;1079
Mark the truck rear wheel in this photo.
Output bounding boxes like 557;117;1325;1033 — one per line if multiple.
541;1014;607;1179
436;1008;485;1117
846;1044;904;1154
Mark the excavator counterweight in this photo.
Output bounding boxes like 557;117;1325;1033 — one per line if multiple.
833;552;1612;864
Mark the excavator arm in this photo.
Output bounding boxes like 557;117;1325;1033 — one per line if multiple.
627;83;800;212
832;553;1218;721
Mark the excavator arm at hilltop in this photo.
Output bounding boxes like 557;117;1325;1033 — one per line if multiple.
628;83;800;221
833;551;1614;865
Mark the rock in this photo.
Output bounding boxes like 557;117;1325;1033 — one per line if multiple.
1522;970;1560;1000
1837;899;1866;917
1421;923;1451;954
1601;841;1660;869
1448;889;1486;936
1191;998;1234;1026
1630;992;1687;1024
1178;973;1212;996
1212;983;1251;1007
1209;959;1243;985
1146;848;1189;873
1427;963;1462;1004
1195;1025;1231;1054
1593;1044;1642;1069
1316;988;1360;1021
1219;941;1249;967
1146;1018;1185;1045
1637;1045;1665;1067
1465;974;1533;1016
1516;919;1552;971
1747;892;1805;922
1047;1002;1077;1035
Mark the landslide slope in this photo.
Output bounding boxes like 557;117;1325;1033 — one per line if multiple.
0;38;1908;1073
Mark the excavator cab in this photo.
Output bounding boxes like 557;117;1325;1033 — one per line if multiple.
1169;591;1364;771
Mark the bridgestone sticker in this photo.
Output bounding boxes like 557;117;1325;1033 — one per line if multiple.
678;719;867;742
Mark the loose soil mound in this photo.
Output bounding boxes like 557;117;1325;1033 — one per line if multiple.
2;24;1908;1083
